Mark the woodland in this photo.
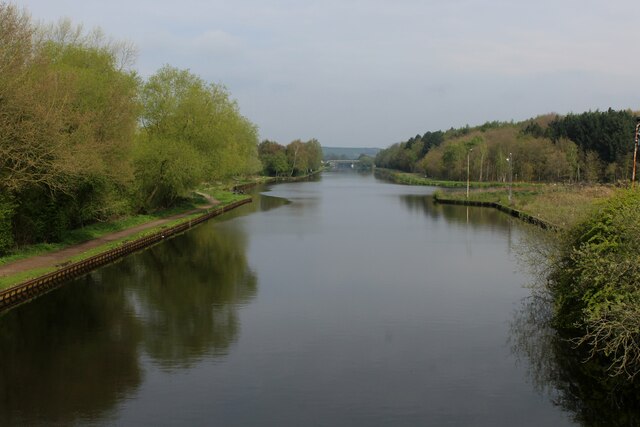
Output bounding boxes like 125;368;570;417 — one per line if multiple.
0;3;321;254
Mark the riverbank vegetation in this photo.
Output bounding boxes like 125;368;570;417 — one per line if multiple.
434;184;615;228
257;139;322;177
0;3;318;260
545;189;640;380
376;105;640;384
374;168;510;188
376;109;638;184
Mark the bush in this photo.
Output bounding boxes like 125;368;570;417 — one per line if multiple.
549;189;640;378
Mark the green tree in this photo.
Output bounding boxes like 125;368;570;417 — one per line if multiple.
258;140;288;177
442;143;465;180
286;140;308;176
137;65;259;208
0;8;139;245
305;138;323;172
582;150;602;183
356;154;375;171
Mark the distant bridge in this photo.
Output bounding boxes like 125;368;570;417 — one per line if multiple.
325;159;360;169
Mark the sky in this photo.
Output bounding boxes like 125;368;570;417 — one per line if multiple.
15;0;640;148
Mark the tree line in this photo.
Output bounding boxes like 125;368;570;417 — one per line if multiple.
0;3;308;254
257;139;322;177
376;109;638;184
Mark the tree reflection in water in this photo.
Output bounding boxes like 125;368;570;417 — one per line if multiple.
0;219;257;424
510;291;640;426
399;194;513;231
0;279;143;426
130;224;257;369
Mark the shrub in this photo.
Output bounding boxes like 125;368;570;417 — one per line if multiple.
549;189;640;378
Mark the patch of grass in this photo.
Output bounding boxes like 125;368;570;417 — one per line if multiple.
375;168;520;189
199;186;248;205
0;243;65;266
0;188;251;290
438;184;616;228
65;213;204;265
0;195;210;267
2;214;167;267
0;267;56;290
0;200;249;290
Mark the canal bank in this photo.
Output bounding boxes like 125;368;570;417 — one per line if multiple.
0;198;251;312
374;168;616;230
232;169;323;193
0;171;323;312
433;193;559;231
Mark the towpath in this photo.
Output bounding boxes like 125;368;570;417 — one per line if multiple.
0;193;219;278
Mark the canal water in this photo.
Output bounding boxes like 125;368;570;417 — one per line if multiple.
0;172;577;426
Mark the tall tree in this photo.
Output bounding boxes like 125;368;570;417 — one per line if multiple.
137;65;259;208
0;7;139;245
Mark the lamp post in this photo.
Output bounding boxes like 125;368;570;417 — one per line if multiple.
633;118;640;188
506;152;513;203
466;148;473;199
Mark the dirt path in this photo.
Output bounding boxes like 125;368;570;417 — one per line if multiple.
0;193;220;278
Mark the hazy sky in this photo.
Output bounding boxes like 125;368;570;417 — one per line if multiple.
17;0;640;147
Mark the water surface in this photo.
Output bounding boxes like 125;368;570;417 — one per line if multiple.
0;172;576;426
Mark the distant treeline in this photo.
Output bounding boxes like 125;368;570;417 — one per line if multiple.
257;139;322;177
0;3;313;254
376;109;638;183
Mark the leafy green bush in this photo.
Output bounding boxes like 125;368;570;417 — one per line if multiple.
549;189;640;378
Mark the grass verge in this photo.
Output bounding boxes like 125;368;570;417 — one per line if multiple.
374;168;517;188
0;197;207;267
0;189;249;290
434;184;616;229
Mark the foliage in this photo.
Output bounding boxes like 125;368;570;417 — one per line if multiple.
0;3;262;255
376;109;637;185
356;154;374;171
136;65;260;210
438;184;614;228
548;189;640;379
375;142;417;172
258;138;323;177
374;168;502;188
0;6;139;247
258;140;288;176
510;292;640;426
548;109;636;164
133;135;204;209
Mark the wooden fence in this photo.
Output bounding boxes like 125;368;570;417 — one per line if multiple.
0;198;252;313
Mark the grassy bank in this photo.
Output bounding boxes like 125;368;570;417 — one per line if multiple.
434;185;615;229
0;186;250;290
374;168;616;228
374;168;511;188
0;197;207;267
0;171;321;290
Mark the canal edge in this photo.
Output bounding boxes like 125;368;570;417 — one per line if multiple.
231;170;323;193
0;197;252;314
433;194;559;231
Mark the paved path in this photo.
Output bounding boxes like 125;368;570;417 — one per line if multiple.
0;193;219;278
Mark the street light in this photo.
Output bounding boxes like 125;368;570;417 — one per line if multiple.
466;148;473;199
633;117;640;188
